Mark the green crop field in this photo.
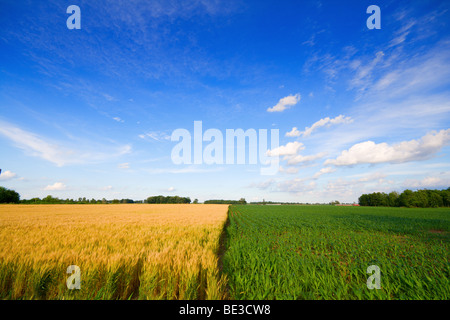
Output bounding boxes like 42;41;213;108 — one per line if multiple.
222;205;449;300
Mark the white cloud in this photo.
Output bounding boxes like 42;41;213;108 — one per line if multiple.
357;172;387;182
0;170;17;181
349;51;385;92
249;179;276;190
0;123;76;167
266;141;304;157
285;127;301;137
102;185;113;191
387;21;416;48
312;167;336;179
118;162;130;169
285;152;327;165
113;117;124;123
323;172;394;201
325;129;450;166
267;93;300;112
403;176;450;189
139;131;171;141
145;166;225;174
167;186;176;192
0;121;132;167
300;115;353;137
44;182;67;191
277;179;316;193
279;166;300;174
103;93;116;101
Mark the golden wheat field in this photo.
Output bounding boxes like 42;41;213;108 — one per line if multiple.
0;204;229;300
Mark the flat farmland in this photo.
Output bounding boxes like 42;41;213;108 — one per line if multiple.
222;205;449;300
0;204;229;300
1;204;449;300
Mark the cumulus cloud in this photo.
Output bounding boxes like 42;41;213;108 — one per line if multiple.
285;127;301;137
0;170;17;181
266;141;304;157
325;129;450;166
44;182;67;191
267;94;300;112
167;186;176;192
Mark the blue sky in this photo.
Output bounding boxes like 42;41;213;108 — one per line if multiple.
1;0;450;203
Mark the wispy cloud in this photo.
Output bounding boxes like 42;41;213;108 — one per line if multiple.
284;152;327;166
349;51;385;94
312;166;336;179
0;121;132;166
139;131;171;141
277;179;316;194
145;165;225;174
323;174;393;200
118;163;130;169
403;175;450;189
287;115;353;138
103;93;117;102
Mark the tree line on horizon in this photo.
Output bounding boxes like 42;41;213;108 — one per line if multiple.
146;195;191;204
204;198;247;205
0;188;249;205
0;187;195;204
358;188;450;208
3;184;450;208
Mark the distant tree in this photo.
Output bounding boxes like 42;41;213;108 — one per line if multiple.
193;199;199;204
409;190;429;208
387;191;400;207
358;194;369;206
441;189;450;207
42;195;61;204
204;199;242;204
111;199;120;204
398;189;414;207
120;199;134;203
360;188;449;208
238;198;247;204
425;190;443;208
0;186;20;203
146;195;191;204
30;197;41;204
